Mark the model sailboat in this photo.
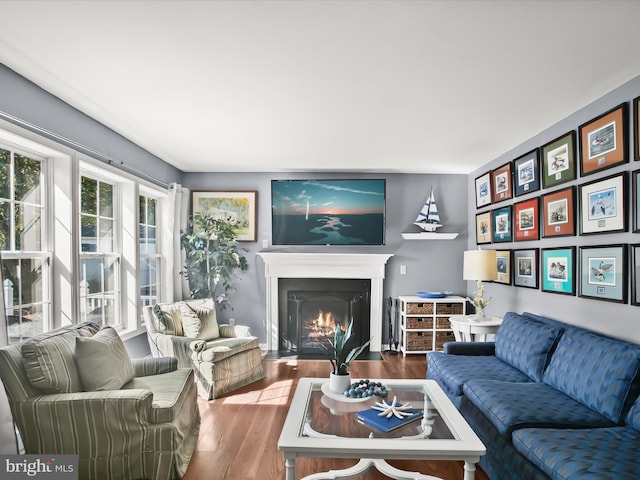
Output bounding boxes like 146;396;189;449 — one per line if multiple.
413;188;442;232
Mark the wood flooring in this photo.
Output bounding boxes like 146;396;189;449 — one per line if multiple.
182;353;489;480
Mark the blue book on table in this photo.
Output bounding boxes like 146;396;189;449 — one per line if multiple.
355;407;423;432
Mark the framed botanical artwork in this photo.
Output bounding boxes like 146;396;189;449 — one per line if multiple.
579;172;626;235
513;149;540;196
491;163;513;203
578;244;627;303
634;170;640;233
494;250;511;285
514;197;539;241
513;248;539;289
631;244;640;306
541;247;575;295
578;103;628;177
634;96;640;161
475;211;492;244
541;186;575;238
475;171;492;209
191;190;258;242
492;206;512;243
541;131;576;188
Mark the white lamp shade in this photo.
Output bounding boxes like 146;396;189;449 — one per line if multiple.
463;249;497;281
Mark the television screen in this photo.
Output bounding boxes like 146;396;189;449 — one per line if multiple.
271;179;386;245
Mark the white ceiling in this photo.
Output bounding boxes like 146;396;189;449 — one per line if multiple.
1;1;640;174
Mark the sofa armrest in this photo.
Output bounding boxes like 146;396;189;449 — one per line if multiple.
443;341;495;355
147;331;194;369
219;324;252;338
132;356;178;377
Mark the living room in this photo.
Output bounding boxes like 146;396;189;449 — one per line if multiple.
1;1;640;479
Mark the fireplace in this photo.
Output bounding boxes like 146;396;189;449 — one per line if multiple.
278;278;371;355
257;252;393;352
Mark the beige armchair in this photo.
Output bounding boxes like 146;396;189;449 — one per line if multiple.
0;322;200;480
143;299;264;400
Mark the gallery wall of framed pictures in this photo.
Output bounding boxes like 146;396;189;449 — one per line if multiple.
472;94;640;306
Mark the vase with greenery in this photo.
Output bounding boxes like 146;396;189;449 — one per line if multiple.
324;319;371;393
180;212;249;309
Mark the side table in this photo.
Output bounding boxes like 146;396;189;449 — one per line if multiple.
449;315;503;342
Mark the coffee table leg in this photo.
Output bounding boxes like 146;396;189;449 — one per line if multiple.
284;455;296;480
463;460;476;480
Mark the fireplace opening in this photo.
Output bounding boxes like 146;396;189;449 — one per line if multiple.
278;278;371;356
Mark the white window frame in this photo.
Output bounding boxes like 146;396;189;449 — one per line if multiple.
139;191;162;312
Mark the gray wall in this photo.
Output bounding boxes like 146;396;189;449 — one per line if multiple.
183;172;469;345
0;63;181;187
467;74;640;344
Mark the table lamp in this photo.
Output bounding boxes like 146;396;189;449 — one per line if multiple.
463;249;497;320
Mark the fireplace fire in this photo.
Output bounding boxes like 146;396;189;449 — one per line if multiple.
278;278;371;356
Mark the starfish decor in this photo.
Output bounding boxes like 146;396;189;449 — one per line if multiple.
371;396;414;419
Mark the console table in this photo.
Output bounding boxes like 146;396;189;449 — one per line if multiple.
449;315;503;342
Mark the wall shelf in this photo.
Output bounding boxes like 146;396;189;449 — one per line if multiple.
401;232;459;240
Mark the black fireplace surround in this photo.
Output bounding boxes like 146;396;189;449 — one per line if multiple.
278;278;371;357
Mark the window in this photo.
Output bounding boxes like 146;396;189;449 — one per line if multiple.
139;194;160;309
0;146;50;342
79;175;120;327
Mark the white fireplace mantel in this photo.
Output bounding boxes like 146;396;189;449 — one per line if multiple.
257;252;394;352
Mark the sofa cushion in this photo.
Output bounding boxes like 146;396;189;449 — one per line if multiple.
153;303;184;336
513;426;640;480
542;328;640;423
427;351;532;397
75;326;135;391
494;312;563;381
626;395;640;431
21;322;101;393
463;380;615;438
192;337;260;363
180;300;219;340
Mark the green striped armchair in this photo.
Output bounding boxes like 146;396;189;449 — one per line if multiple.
0;322;200;480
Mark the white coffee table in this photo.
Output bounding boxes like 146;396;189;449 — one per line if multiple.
278;378;485;480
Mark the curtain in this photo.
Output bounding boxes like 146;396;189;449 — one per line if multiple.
163;183;190;302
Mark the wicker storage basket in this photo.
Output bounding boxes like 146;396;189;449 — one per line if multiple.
435;317;452;329
435;330;455;350
406;317;431;329
407;331;433;351
436;303;464;315
406;302;434;314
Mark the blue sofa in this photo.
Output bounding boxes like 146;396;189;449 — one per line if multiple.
427;312;640;480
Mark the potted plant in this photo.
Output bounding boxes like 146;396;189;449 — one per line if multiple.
324;319;371;393
180;212;249;309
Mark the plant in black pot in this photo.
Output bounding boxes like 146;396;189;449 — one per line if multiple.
324;319;371;393
180;212;249;309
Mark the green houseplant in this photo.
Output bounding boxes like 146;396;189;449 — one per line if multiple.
324;319;371;393
180;212;249;309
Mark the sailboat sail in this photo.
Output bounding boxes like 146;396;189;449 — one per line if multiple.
413;188;442;232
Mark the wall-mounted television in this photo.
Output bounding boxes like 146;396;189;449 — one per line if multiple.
271;179;386;245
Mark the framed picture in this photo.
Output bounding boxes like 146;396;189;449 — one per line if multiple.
631;244;640;306
491;163;513;203
541;247;575;295
541;131;576;188
579;245;627;303
475;211;492;245
495;250;511;285
513;149;540;196
191;190;258;242
541;186;575;238
513;248;539;289
475;172;492;209
579;172;626;235
578;103;628;177
634;96;640;161
514;197;539;241
634;170;640;233
492;206;512;243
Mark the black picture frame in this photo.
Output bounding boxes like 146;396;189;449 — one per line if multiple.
634;96;640;161
513;248;539;289
541;247;576;296
578;244;627;304
494;250;511;285
475;211;492;245
475;172;492;209
513;149;540;196
492;206;512;243
578;103;628;177
578;172;626;235
631;244;640;306
541;131;577;188
633;169;640;233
